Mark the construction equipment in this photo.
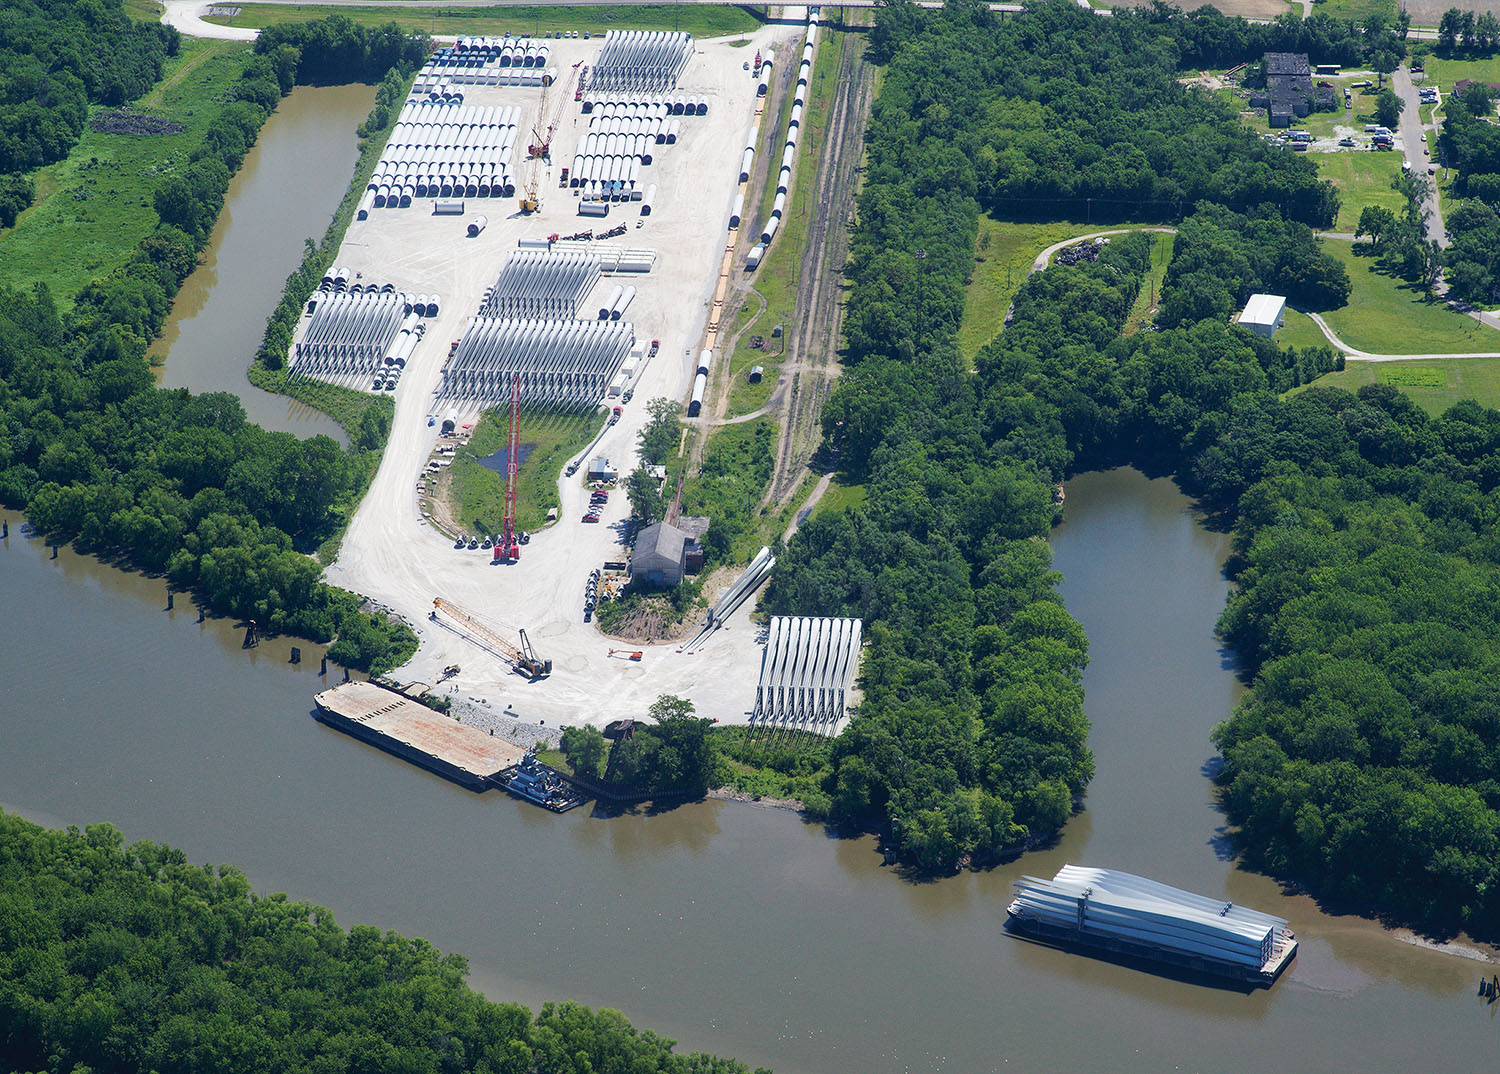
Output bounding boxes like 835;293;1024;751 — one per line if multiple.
609;649;644;661
431;598;552;678
519;173;541;214
500;373;521;561
528;64;579;162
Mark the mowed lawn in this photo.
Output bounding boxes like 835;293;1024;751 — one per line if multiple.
210;4;762;38
0;38;249;303
1278;308;1334;351
1421;54;1500;90
1318;238;1500;353
1300;357;1500;413
1318;151;1408;233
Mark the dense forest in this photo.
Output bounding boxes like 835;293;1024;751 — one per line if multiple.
0;13;428;670
0;810;766;1074
776;0;1500;931
0;0;178;220
1438;84;1500;303
768;0;1343;871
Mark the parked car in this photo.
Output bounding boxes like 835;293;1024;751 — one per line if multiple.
583;514;600;523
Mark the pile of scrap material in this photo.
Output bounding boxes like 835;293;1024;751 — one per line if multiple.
1007;865;1296;983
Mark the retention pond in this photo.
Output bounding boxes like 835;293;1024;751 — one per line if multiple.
2;472;1495;1073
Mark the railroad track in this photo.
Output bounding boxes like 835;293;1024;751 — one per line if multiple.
760;26;874;510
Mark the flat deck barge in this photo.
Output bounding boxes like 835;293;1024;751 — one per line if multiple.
1006;864;1297;988
314;680;524;790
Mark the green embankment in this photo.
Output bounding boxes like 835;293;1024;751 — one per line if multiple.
1319;238;1500;353
0;39;249;304
210;3;763;38
449;410;605;534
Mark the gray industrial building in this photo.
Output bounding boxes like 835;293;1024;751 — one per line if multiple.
1252;53;1325;128
631;521;689;586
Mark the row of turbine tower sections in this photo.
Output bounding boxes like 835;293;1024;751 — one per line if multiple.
569;97;706;198
361;102;523;215
416;40;557;88
439;250;637;410
734;7;821;253
289;289;437;390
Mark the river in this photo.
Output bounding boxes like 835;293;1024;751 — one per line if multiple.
149;83;373;444
3;466;1496;1074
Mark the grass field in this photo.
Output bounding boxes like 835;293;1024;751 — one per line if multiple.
1123;232;1174;335
1319;239;1500;353
1319;151;1408;233
1278;308;1334;351
811;477;865;519
0;38;250;303
1422;53;1500;90
959;218;1094;359
450;410;605;534
725;31;842;418
1299;357;1500;412
1306;0;1397;23
209;3;763;38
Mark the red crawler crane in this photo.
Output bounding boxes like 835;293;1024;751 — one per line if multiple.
500;373;521;562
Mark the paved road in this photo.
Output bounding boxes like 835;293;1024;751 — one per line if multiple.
160;0;1033;42
1393;64;1447;247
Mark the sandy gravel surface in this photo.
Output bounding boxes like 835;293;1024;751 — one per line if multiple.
321;31;801;728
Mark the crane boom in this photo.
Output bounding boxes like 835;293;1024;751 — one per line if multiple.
431;598;551;678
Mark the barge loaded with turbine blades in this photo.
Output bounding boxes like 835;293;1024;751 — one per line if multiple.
1006;865;1297;987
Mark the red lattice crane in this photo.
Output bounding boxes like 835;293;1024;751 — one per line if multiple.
500;373;521;562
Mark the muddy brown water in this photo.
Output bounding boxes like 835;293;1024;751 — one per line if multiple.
149;83;374;444
3;469;1496;1074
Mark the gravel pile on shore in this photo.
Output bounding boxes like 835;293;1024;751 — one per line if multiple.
448;695;562;750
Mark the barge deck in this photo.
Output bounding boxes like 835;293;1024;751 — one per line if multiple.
1006;865;1297;988
314;680;524;790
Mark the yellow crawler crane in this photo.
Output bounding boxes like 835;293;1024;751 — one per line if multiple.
430;597;551;678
